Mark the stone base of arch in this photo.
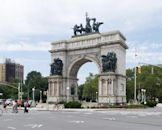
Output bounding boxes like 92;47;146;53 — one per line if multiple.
98;72;126;105
47;76;78;104
47;76;66;103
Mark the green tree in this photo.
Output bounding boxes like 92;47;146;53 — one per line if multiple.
25;71;48;102
83;73;98;102
126;65;162;102
78;84;84;101
126;68;134;102
0;79;19;99
0;85;10;99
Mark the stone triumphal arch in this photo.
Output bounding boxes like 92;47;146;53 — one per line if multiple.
48;30;128;104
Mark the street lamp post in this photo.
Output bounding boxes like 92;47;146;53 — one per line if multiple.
32;87;35;107
141;89;144;103
96;92;98;103
66;87;69;102
40;90;42;103
134;50;137;104
141;89;146;104
20;81;23;100
143;89;146;104
18;83;20;100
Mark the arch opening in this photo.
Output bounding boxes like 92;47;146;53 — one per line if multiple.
67;57;100;102
68;56;100;79
77;62;99;85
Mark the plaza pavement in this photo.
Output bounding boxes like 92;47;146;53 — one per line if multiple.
1;104;162;130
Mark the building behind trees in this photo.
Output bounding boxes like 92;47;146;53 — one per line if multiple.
0;64;6;82
0;58;24;82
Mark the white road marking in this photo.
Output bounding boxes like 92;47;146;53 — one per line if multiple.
69;120;85;124
38;124;43;128
32;124;38;128
24;124;43;128
103;117;116;121
7;126;16;129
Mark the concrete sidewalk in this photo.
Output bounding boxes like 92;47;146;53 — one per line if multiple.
33;103;162;112
2;103;162;112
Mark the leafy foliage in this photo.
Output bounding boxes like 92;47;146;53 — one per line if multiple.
146;100;157;107
126;65;162;102
64;101;81;108
0;71;48;101
0;79;19;99
25;71;48;102
82;73;98;102
78;84;84;100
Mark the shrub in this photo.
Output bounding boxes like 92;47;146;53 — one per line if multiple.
64;101;81;108
126;104;145;108
146;100;157;107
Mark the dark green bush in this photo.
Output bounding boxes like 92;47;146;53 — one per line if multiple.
64;101;81;108
126;104;145;108
146;100;157;107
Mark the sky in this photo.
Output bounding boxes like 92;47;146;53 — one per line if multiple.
0;0;162;84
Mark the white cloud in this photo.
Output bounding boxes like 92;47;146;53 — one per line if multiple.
0;0;161;46
0;42;50;51
1;0;162;79
126;41;162;67
0;0;162;38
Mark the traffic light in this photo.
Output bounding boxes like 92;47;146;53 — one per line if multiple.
138;66;141;74
136;66;141;74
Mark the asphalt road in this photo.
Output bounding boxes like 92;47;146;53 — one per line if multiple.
0;107;162;130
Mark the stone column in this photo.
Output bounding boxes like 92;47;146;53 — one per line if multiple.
106;79;108;96
57;80;59;97
102;79;106;96
99;79;102;96
52;82;54;96
59;82;62;96
111;79;114;95
113;79;116;96
48;82;51;96
75;83;77;96
50;82;52;96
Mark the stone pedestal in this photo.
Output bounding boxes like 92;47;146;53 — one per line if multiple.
48;76;78;104
98;72;126;105
66;78;78;102
48;76;66;103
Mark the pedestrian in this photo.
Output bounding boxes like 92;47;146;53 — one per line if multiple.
12;100;18;113
12;100;16;113
3;101;7;112
24;100;29;113
14;100;18;113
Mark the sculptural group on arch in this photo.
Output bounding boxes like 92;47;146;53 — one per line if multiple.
101;52;117;72
73;14;103;36
50;58;63;76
